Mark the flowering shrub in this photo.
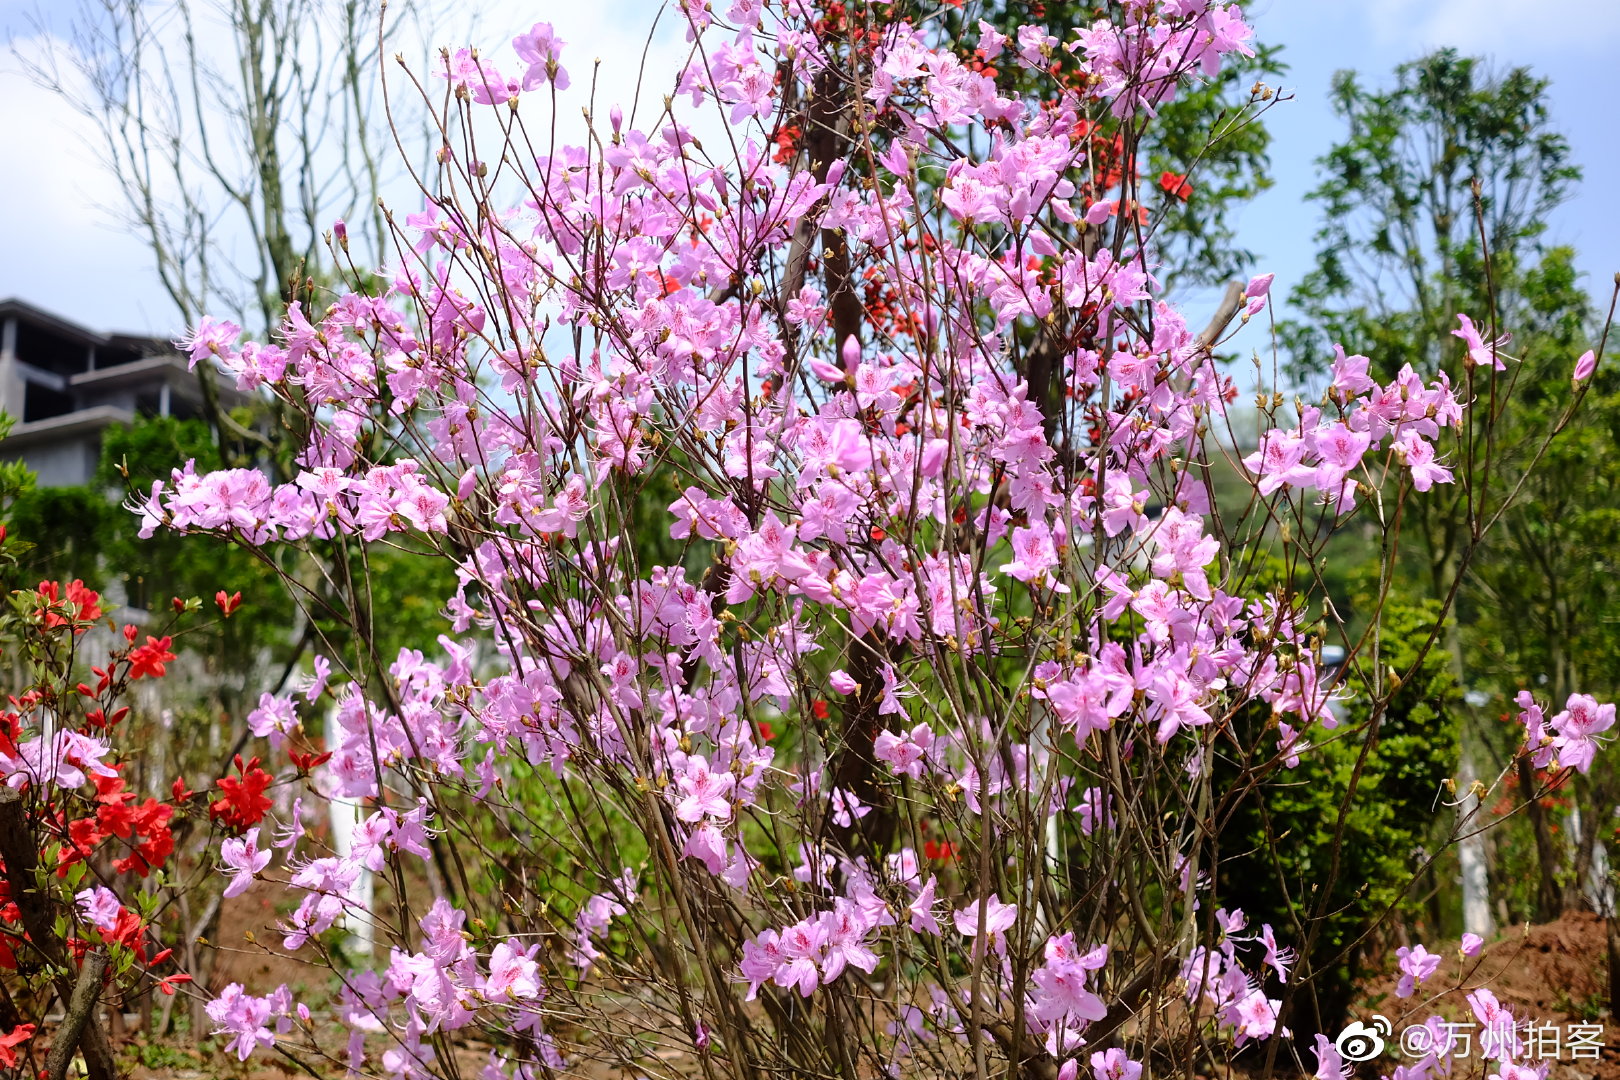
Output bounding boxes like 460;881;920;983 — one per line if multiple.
0;543;245;1077
132;0;1611;1077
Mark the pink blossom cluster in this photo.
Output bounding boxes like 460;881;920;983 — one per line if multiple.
741;897;884;999
1181;908;1295;1047
317;898;565;1074
1245;350;1464;510
0;728;117;790
148;0;1617;1072
1518;691;1616;773
572;871;636;972
206;983;304;1061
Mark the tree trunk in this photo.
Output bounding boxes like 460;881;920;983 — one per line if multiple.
1519;754;1564;921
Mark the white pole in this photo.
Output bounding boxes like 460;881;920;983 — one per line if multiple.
1458;751;1494;939
324;705;374;960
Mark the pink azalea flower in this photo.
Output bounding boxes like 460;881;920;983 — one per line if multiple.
1092;1048;1142;1080
513;22;569;91
954;895;1017;956
775;919;827;997
908;876;942;936
1311;1033;1350;1080
220;828;272;899
1397;434;1453;492
1550;693;1615;773
176;316;242;369
485;940;544;1001
75;886;123;933
1259;923;1294;983
874;723;935;778
1452;313;1510;370
672;756;735;822
1395;943;1440;998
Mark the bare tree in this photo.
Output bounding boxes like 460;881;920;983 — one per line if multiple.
25;0;452;456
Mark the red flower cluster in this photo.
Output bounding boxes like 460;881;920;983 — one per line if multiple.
36;579;101;631
59;769;176;878
0;1024;35;1069
1159;170;1193;200
772;122;801;165
69;906;150;961
210;755;273;833
127;636;177;680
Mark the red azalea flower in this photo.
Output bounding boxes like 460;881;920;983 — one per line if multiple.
0;1023;36;1067
37;580;102;630
210;755;273;832
128;636;177;680
1158;171;1193;200
57;812;107;872
157;972;194;996
114;802;176;877
96;794;137;839
288;748;333;773
100;908;150;960
67;579;102;621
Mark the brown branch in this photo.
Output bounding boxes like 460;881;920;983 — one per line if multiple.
1197;280;1245;351
45;949;110;1080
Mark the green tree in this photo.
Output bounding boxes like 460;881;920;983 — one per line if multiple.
1284;50;1580;382
1283;48;1618;935
1217;600;1460;1042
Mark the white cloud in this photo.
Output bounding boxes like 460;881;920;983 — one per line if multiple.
0;0;703;336
0;32;175;333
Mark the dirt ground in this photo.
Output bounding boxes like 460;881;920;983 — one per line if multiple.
1349;912;1620;1080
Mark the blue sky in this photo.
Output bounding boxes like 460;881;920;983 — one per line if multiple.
1;0;1615;338
1236;0;1620;327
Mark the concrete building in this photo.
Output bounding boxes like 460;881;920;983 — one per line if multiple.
0;298;246;487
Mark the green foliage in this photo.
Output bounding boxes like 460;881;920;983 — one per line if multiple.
5;484;110;587
1217;601;1460;1038
1283;49;1582;382
0;413;37;506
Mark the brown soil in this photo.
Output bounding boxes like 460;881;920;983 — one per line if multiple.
1350;912;1620;1080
